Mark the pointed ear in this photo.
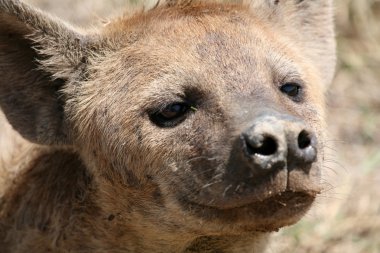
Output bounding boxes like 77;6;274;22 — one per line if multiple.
253;0;336;88
0;0;91;145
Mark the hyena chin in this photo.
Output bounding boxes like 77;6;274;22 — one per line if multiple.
0;0;335;252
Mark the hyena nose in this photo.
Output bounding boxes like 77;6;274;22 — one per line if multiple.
241;115;317;174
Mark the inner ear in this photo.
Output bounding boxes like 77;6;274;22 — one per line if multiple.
0;1;90;145
0;62;70;145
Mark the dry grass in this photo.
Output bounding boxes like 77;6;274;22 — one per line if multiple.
5;0;380;252
272;1;380;252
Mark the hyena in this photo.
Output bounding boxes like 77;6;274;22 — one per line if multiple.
0;0;336;252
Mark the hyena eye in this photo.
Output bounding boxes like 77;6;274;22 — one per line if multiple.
280;83;302;101
150;102;193;127
160;103;188;119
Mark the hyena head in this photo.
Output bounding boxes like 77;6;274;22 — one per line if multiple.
0;0;335;237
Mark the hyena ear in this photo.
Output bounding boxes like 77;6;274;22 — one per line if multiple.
0;0;93;145
252;0;336;88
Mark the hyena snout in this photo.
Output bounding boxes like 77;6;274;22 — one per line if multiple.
190;113;320;211
241;114;317;174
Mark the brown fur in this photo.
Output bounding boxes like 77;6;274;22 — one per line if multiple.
0;0;336;252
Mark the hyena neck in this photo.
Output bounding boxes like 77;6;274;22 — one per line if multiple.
183;234;269;253
85;157;271;252
1;148;269;252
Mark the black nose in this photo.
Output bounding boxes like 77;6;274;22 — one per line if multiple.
241;115;317;173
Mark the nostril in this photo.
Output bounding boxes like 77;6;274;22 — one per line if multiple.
298;130;312;149
245;135;278;156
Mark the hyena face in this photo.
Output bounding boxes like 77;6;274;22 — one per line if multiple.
69;5;331;232
0;0;335;242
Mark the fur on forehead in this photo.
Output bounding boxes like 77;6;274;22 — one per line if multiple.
100;0;335;85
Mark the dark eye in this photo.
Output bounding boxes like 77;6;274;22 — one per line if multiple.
280;83;302;100
150;102;193;127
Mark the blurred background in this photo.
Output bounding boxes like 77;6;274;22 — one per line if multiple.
274;1;380;252
280;0;380;251
6;0;380;252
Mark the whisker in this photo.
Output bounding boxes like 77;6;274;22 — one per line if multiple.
223;184;233;197
322;139;346;144
202;180;222;189
321;165;339;176
187;156;219;162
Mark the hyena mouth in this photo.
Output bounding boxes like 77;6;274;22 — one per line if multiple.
178;161;321;229
186;164;320;207
184;189;316;232
182;169;320;231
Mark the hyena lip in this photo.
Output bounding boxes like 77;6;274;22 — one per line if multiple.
190;189;318;211
184;165;321;211
183;191;316;230
177;164;321;228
